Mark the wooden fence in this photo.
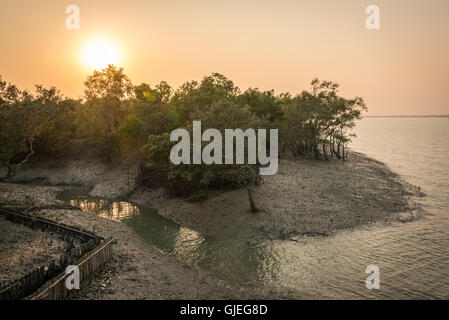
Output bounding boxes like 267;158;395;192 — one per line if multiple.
27;238;114;300
0;207;114;300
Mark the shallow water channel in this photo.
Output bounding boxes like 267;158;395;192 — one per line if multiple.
58;188;279;289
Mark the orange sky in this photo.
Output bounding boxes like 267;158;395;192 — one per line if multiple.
1;0;448;115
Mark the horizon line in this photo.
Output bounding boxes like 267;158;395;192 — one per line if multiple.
365;115;449;118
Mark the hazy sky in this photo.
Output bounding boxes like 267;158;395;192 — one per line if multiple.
1;0;448;115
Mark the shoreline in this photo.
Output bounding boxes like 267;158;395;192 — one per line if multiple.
0;151;424;299
130;152;423;242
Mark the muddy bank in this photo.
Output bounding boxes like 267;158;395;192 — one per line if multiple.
4;158;138;199
131;152;423;241
3;152;422;242
0;183;294;299
0;216;67;285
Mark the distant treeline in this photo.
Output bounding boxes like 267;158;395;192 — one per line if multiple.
0;66;366;194
366;115;449;118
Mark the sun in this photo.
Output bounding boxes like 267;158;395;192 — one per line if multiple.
83;40;120;70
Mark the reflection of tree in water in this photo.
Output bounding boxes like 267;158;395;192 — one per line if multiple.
173;226;205;261
69;198;140;221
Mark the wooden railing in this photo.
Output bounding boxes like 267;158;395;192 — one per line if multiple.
27;238;114;300
0;207;114;300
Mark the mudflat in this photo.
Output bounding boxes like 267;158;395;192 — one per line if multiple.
131;152;422;242
0;215;66;285
0;151;422;299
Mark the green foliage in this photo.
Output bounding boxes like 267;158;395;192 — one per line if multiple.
32;96;79;156
0;78;76;177
116;114;147;165
82;65;134;146
134;81;173;104
142;133;173;168
280;79;367;159
131;81;177;135
84;65;134;102
0;77;30;168
238;88;284;122
190;100;256;130
141;100;258;194
0;69;367;190
171;73;239;125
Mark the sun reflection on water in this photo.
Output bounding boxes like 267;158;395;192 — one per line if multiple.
69;199;140;221
173;226;206;261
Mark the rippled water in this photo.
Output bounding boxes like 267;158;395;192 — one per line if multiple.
263;117;449;299
60;117;449;299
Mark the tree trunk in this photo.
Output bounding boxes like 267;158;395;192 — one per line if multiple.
16;135;35;169
313;144;320;160
127;167;130;186
322;143;329;161
289;145;297;157
0;163;12;182
1;134;35;181
280;144;286;159
329;139;335;156
246;186;261;213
